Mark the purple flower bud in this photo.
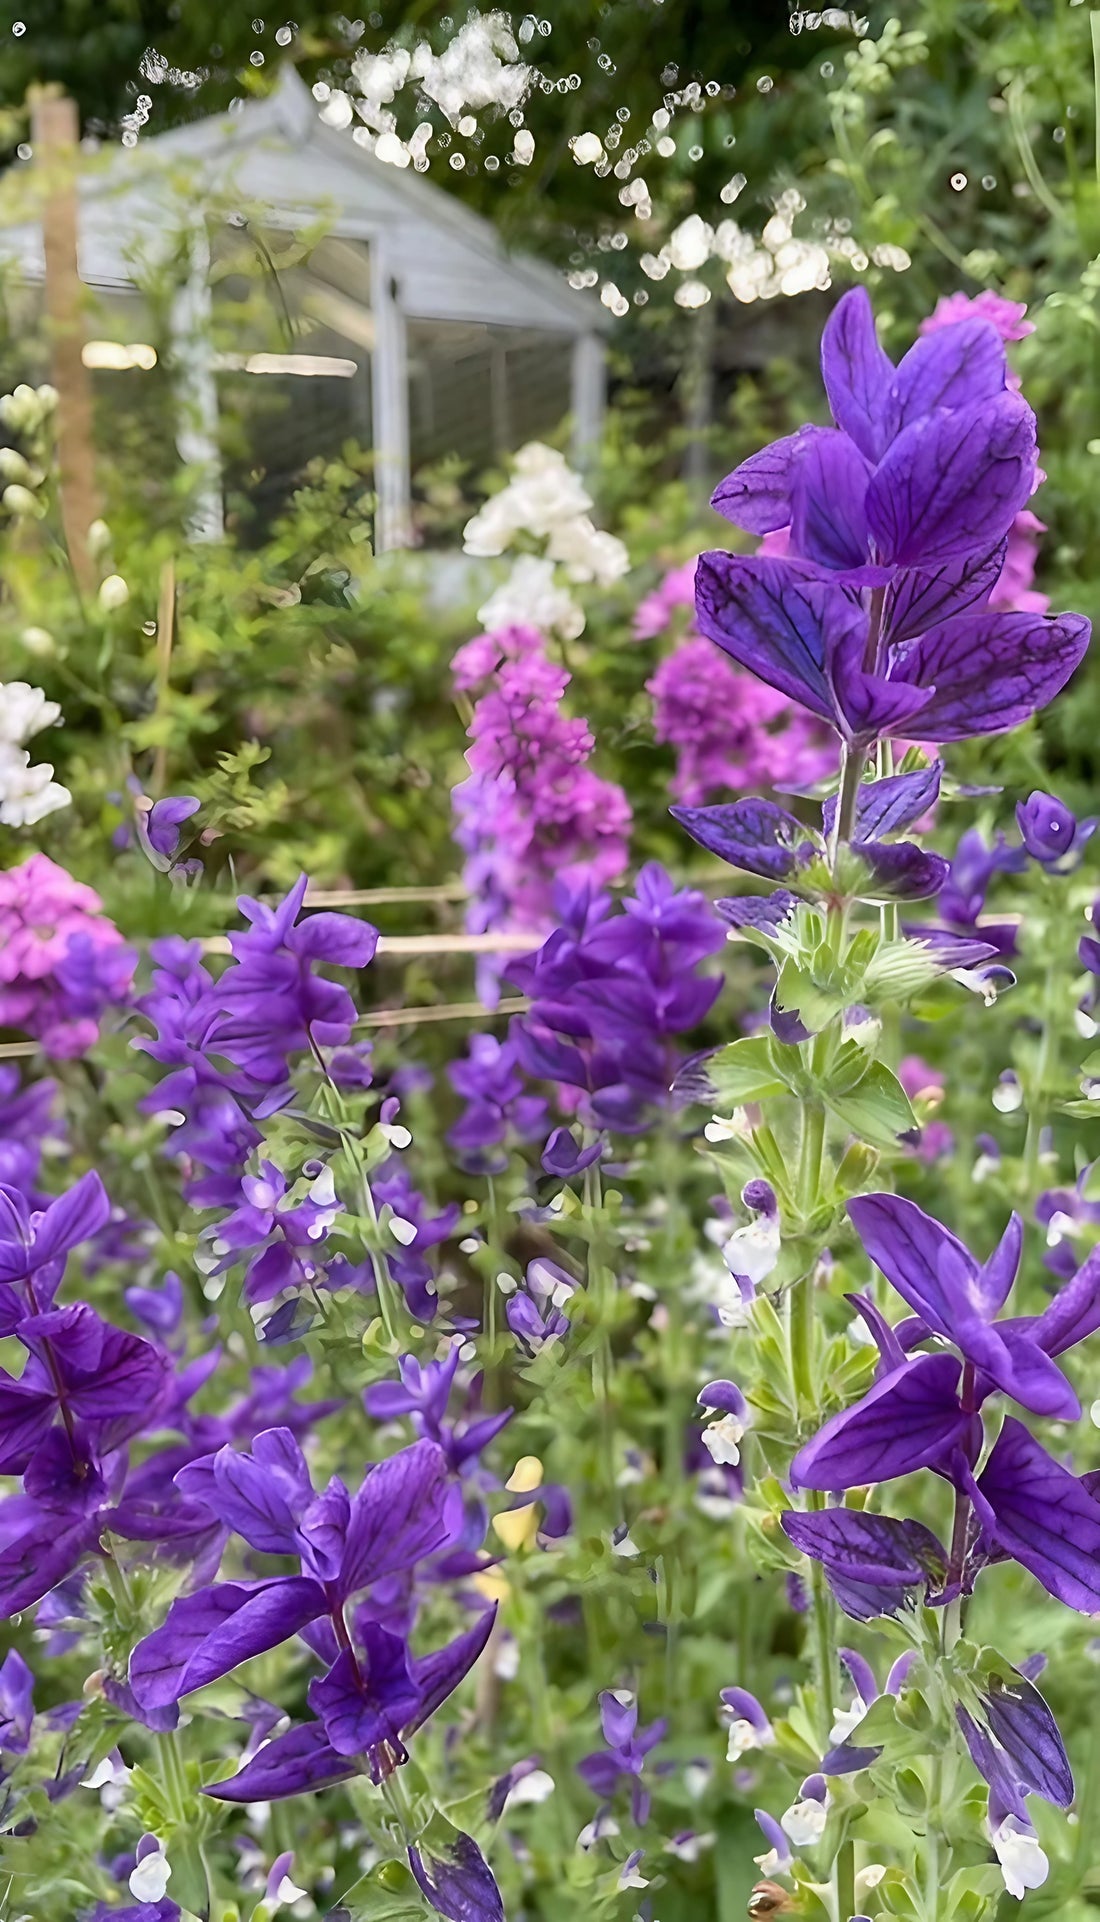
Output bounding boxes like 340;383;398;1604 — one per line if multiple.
753;1808;792;1874
1016;790;1096;870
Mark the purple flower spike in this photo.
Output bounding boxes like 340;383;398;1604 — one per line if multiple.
1017;790;1097;871
577;1690;667;1825
0;1647;33;1752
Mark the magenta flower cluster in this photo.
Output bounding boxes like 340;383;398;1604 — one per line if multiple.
452;624;632;942
0;853;136;1058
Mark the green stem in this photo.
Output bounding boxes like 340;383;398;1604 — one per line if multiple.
1023;956;1059;1193
810;1546;836;1744
923;1750;942;1922
1093;11;1100;190
835;1833;856;1922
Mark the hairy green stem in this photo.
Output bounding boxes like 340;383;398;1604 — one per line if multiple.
835;1833;856;1922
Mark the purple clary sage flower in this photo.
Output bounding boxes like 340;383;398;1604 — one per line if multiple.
576;1689;668;1824
696;289;1089;748
134;794;201;872
446;1031;547;1173
128;1433;459;1712
364;1342;513;1479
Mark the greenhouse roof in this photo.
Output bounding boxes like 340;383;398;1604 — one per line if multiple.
0;64;606;337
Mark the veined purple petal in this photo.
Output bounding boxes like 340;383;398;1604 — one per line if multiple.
839;1646;879;1706
866;394;1036;568
847;1192;978;1338
822;764;943;842
30;1171;112;1268
883;543;1006;645
957;1707;1029;1824
884;320;1007;441
971;1418;1100;1612
856;842;949;901
668;798;815;880
820;288;895;463
891;609;1090;740
204;1720;356;1801
782;1507;947;1589
1030;1245;1100;1356
715;892;799;933
695;553;862;724
337;1438;455;1600
309;1634;418;1757
408;1830;505;1922
711;428;820;534
129;1577;326;1708
982;1672;1074;1808
409;1607;497;1731
790;1353;967;1491
790;429;873;570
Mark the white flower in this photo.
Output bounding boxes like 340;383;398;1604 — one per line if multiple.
504;1768;555;1810
829;1696;869;1744
726;1717;774;1763
0;682;61;745
702;1412;747;1468
0;746;71;826
477;555;585;641
722;1213;780;1289
991;1815;1049;1900
129;1841;172;1903
98;573;130;610
546;514;630;586
463;492;524;557
781;1794;828;1849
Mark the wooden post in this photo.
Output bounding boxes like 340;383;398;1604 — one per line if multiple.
29;87;100;592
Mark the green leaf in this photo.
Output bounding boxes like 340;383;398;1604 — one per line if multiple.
824;1061;917;1151
703;1035;790;1108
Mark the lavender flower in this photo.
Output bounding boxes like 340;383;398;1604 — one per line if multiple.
576;1690;667;1824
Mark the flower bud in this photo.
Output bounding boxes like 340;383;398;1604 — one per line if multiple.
97;572;130;610
19;626;54;657
2;482;40;518
1016;789;1096;871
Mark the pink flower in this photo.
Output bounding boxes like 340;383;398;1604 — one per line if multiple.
633;561;697;641
897;1055;946;1104
450;624;543;694
920;290;1033;343
647;637;836;805
0;854;136;1057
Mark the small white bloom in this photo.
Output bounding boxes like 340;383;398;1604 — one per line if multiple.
725;1717;774;1763
274;1868;309;1901
991;1815;1049;1900
86;517;112;555
504;1768;555;1809
702;1412;746;1468
722;1214;780;1289
98;572;130;610
781;1795;828;1849
129;1843;172;1903
0;746;71;826
0;682;60;744
477;554;585;642
855;1864;887;1897
611;1528;640;1557
388;1216;418;1246
578;1812;620;1849
494;1633;520;1680
829;1697;868;1744
546;514;629;586
668;1830;715;1862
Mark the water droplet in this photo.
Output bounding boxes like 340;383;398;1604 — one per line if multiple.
142;620;157;635
484;154;500;172
820;60;834;76
688;143;703;160
458;114;477;135
724;133;737;147
617;107;630;122
12;19;26;33
252;15;264;29
598;54;614;71
756;75;773;93
610;231;628;250
949;171;967;191
450;152;465;169
275;24;293;45
981;173;996;189
250;50;265;66
634;288;649;304
1053;126;1066;144
15;141;31;159
656;136;676;157
538;16;552;33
